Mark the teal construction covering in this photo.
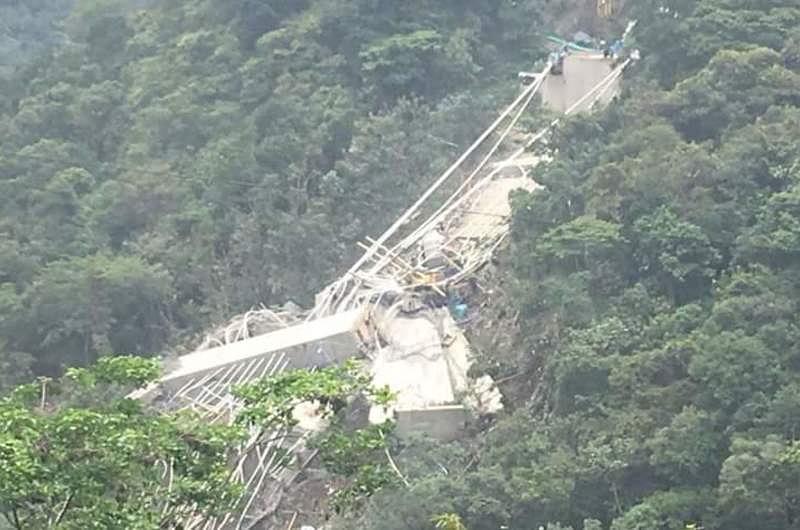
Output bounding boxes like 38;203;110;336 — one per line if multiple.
545;35;599;53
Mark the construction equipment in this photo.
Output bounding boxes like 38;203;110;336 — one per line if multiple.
412;270;444;286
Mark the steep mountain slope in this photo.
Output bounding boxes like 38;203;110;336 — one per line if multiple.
0;0;74;77
0;0;555;382
4;1;800;529
333;1;800;529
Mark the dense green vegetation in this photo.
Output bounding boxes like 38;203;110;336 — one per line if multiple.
3;0;800;529
0;0;74;77
0;0;547;382
341;1;800;529
0;356;243;528
0;356;394;528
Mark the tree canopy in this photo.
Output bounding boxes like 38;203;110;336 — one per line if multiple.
3;0;800;529
0;356;243;529
333;1;800;529
0;0;548;386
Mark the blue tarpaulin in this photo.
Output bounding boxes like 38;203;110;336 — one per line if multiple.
451;303;468;320
448;294;469;321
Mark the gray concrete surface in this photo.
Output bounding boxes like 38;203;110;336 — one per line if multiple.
158;308;367;391
541;53;618;113
395;405;468;442
452;176;540;240
370;309;458;414
368;305;502;439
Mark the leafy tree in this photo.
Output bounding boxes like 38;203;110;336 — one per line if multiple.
21;254;173;374
716;437;800;530
737;184;800;266
534;216;625;273
647;406;722;484
689;330;784;412
0;356;243;529
633;207;720;303
233;360;398;513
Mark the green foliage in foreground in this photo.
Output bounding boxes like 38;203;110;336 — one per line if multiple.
232;358;393;428
0;356;397;528
233;359;399;513
0;356;243;529
317;421;399;514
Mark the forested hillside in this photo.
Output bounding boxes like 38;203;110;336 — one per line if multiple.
0;0;74;77
3;0;800;529
341;1;800;529
0;0;549;383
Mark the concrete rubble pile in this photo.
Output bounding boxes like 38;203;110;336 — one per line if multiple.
277;292;506;440
126;45;634;527
366;298;504;440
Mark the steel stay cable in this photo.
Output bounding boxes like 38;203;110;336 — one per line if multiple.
364;57;631;279
311;68;549;314
369;67;550;274
341;66;551;280
316;57;628;309
432;59;632;252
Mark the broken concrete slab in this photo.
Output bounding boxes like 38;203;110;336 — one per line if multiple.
395;405;468;442
367;304;502;439
158;308;368;392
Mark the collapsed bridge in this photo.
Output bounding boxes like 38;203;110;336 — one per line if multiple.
131;45;635;530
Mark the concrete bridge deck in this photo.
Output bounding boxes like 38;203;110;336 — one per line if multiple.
542;54;619;113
